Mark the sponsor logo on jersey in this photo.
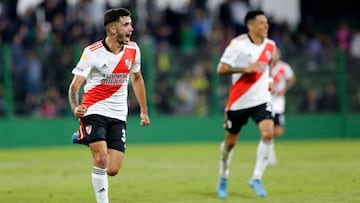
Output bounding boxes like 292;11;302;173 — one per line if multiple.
101;73;129;85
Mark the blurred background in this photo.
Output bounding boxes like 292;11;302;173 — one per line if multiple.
0;0;359;146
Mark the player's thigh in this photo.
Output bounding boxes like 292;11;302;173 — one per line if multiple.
251;103;273;123
107;120;127;153
273;113;285;126
89;141;108;168
251;103;274;140
225;130;239;145
225;109;250;134
273;113;285;137
81;115;107;144
258;119;274;140
274;125;284;137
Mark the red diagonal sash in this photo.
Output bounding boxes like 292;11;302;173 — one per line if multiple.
273;64;285;84
81;48;136;108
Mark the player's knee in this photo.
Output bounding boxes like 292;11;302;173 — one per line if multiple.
226;138;237;147
107;163;122;176
107;168;119;176
274;132;283;138
274;126;284;137
262;130;274;140
274;133;282;138
225;132;238;146
94;156;108;168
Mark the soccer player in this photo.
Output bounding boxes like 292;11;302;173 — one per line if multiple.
216;10;276;199
268;49;296;165
68;8;150;203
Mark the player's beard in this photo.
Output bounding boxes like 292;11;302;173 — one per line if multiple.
115;28;127;45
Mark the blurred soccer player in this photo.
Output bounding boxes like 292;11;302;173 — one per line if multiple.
216;10;276;199
268;49;296;165
68;8;150;203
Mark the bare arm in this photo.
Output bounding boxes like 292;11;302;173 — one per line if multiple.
287;74;296;90
277;74;296;96
218;62;276;93
217;62;265;75
131;71;150;126
68;75;87;118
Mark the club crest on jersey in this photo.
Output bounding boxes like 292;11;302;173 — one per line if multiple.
125;59;132;70
86;125;92;135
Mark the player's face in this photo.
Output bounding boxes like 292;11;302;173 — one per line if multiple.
114;16;133;45
250;15;269;39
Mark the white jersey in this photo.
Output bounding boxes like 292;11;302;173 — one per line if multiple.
271;60;294;113
220;34;276;111
72;40;141;121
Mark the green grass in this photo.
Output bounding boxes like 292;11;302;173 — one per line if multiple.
0;139;359;203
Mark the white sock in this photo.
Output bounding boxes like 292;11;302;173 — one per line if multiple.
92;167;109;203
219;142;234;179
252;139;272;180
268;140;277;165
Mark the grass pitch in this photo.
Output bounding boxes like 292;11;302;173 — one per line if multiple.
0;139;359;203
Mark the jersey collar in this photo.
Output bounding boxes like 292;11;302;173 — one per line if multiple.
247;34;263;45
102;39;124;53
102;39;111;52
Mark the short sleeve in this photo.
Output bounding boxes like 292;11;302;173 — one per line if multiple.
220;39;248;68
220;40;239;67
285;63;294;79
72;47;94;77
